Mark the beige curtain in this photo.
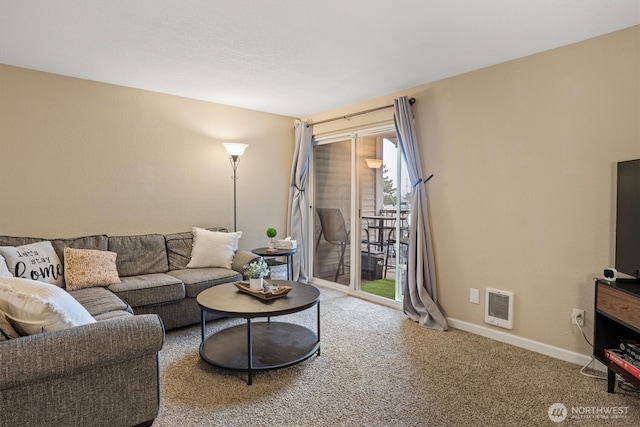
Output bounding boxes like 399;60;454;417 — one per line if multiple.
394;97;448;330
287;120;313;282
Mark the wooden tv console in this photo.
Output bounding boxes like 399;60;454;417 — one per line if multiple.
594;278;640;393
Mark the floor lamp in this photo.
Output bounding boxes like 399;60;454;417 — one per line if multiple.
222;143;248;232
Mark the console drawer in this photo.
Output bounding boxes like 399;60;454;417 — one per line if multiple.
597;283;640;331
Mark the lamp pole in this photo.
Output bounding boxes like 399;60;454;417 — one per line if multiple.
222;143;248;232
230;155;239;232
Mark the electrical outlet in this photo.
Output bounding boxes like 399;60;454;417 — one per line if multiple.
572;308;585;327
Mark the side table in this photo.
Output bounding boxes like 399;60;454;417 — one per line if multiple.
252;247;296;280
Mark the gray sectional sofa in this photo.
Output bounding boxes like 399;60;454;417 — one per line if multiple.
0;228;259;427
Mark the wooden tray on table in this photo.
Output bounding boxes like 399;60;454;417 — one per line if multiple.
234;281;292;300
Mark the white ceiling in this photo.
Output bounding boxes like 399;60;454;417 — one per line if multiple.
1;0;638;117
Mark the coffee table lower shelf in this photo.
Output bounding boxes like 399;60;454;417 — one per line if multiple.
200;321;320;384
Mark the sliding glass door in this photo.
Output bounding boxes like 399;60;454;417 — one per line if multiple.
311;125;408;303
312;138;352;285
358;132;409;302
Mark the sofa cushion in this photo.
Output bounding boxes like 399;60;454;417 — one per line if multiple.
0;277;96;335
64;247;122;290
168;268;242;298
108;273;184;307
0;235;109;288
68;286;133;317
0;235;109;263
92;310;134;322
0;310;20;339
186;227;242;270
0;235;45;248
165;227;227;270
108;234;168;277
0;241;64;286
50;235;109;265
165;230;195;271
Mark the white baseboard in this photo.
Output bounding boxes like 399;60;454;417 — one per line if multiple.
312;281;606;371
447;317;607;372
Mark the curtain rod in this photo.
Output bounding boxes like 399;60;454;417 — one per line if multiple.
307;98;415;127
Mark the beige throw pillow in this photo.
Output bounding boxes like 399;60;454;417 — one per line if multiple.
64;247;121;290
186;227;242;270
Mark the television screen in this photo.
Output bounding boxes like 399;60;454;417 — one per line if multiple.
615;159;640;278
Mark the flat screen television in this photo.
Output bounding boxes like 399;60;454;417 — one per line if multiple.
615;159;640;279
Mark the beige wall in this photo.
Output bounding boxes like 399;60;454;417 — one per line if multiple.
306;26;640;355
0;65;295;251
1;25;638;356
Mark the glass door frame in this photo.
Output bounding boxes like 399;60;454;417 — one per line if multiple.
308;132;358;291
308;123;403;307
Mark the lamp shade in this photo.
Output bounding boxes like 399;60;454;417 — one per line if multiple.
365;158;383;169
222;143;248;157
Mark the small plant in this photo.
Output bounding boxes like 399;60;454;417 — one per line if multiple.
266;227;277;240
243;258;270;279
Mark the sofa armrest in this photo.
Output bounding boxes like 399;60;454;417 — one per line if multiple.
232;249;260;275
0;314;164;391
0;314;164;427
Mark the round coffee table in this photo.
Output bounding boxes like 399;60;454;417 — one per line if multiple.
196;280;320;385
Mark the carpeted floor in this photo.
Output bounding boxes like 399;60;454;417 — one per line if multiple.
155;286;640;426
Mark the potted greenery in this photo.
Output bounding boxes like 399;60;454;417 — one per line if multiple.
266;227;277;250
243;258;270;291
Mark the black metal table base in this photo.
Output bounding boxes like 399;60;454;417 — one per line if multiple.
198;281;320;385
200;308;320;384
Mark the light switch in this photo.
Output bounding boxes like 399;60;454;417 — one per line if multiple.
470;288;480;304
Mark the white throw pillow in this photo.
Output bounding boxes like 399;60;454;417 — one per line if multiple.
0;277;96;335
231;231;242;251
186;227;242;270
0;241;64;286
0;254;12;278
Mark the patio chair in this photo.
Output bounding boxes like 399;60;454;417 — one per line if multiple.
316;208;350;282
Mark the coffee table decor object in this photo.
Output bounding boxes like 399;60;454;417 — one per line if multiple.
266;227;278;251
234;281;292;300
243;258;270;290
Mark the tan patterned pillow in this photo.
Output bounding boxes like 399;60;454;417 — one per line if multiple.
64;247;121;290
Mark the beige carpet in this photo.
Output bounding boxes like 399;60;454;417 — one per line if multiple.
154;287;640;426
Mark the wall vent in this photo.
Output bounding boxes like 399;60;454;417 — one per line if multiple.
485;288;514;329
